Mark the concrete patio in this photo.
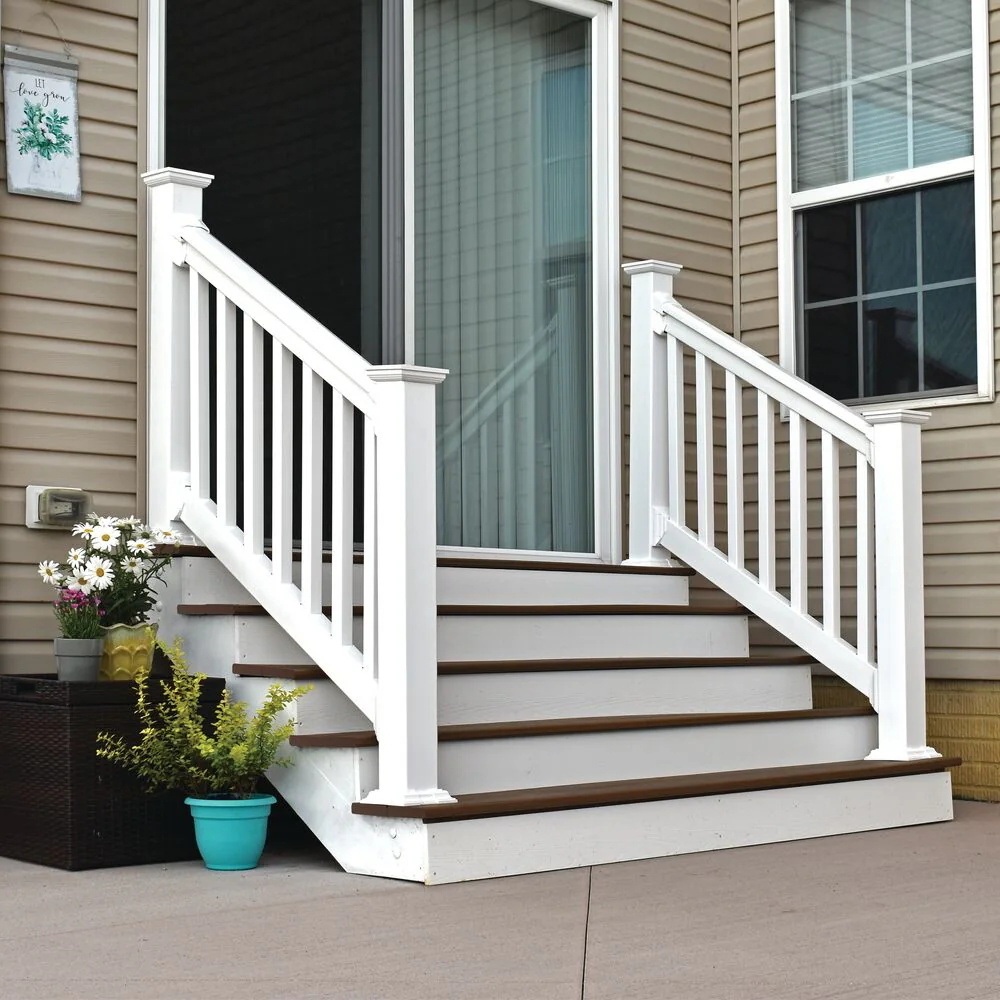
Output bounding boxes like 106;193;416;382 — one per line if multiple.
1;800;998;1000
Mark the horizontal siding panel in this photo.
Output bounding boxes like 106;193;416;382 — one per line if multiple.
740;154;775;189
79;156;138;199
622;110;732;163
739;126;776;162
623;170;732;217
78;81;138;128
622;201;731;251
740;69;774;105
622;244;732;297
622;81;732;136
58;0;138;23
926;554;1000;586
0;410;136;456
2;219;137;273
0;371;136;420
923;458;1000;493
621;22;731;79
0;258;136;310
624;0;731;47
0;448;136;494
622;142;731;191
924;490;1000;524
0;332;136;381
740;299;778;334
740;240;777;274
0;190;136;235
738;13;774;50
923;425;1000;461
741;211;777;247
0;602;59;641
622;52;731;109
78;119;138;164
5;0;137;55
739;182;776;217
740;42;775;76
739;99;776;134
0;640;54;676
0;295;136;345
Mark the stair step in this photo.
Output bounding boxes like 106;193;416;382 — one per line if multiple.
178;602;744;617
352;756;961;822
234;664;326;680
438;653;815;674
290;706;873;749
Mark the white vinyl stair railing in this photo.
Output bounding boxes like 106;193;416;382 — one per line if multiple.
143;167;454;807
625;260;938;763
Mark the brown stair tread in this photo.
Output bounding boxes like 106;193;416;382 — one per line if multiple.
178;602;745;617
438;654;816;674
351;756;962;822
233;664;326;680
173;545;693;576
289;706;874;749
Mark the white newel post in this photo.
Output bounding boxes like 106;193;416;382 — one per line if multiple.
362;364;455;806
865;409;939;761
142;168;214;529
622;261;683;566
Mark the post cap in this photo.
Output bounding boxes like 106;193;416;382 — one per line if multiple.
622;260;683;278
142;167;215;190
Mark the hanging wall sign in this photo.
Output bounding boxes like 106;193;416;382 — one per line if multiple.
3;45;81;202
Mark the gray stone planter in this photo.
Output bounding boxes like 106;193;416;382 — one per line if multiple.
53;638;103;682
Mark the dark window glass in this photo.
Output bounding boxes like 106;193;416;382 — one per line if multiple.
805;303;859;399
923;284;977;389
921;179;975;285
862;293;919;397
803;201;856;302
862;191;916;294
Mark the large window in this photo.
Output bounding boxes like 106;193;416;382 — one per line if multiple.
781;0;989;405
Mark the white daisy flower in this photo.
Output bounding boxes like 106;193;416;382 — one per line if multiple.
95;515;120;527
123;555;148;575
67;547;87;567
154;527;178;544
64;570;93;594
83;556;115;590
120;515;143;527
37;561;63;586
127;538;154;557
91;525;121;553
72;522;96;540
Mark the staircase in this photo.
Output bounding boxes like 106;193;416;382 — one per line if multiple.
159;552;956;884
144;169;955;885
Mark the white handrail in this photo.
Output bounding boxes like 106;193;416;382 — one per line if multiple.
144;167;455;807
626;260;938;763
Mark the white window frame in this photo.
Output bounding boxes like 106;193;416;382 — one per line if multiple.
774;0;993;411
404;0;622;562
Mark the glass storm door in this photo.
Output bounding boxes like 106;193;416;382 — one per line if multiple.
414;0;596;553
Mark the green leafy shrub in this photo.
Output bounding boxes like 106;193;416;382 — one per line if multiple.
96;634;311;798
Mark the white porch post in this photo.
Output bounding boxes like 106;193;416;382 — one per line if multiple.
622;261;682;566
142;167;213;528
362;364;455;806
864;409;939;761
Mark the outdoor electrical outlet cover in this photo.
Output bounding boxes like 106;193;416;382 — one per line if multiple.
25;485;92;530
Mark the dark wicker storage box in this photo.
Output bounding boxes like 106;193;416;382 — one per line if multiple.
0;674;225;871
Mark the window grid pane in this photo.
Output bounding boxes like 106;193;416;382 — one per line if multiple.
791;0;972;191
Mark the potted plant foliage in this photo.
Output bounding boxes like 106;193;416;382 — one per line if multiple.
48;588;105;681
96;635;311;871
38;515;180;680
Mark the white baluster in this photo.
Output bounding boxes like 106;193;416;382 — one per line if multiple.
300;366;324;616
272;341;294;586
622;261;682;565
330;394;355;646
789;411;808;614
188;272;210;502
821;429;841;636
362;365;454;807
362;413;377;671
695;352;715;547
726;372;744;568
143;168;213;526
865;410;938;761
242;321;265;555
856;453;875;664
666;336;686;528
215;293;238;527
757;392;775;591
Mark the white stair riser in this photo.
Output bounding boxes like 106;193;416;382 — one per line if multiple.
176;556;689;607
234;617;314;663
235;675;372;732
340;714;877;795
437;613;748;661
438;665;814;724
420;772;955;883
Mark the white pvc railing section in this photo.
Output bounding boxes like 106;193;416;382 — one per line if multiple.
626;261;938;763
144;168;454;807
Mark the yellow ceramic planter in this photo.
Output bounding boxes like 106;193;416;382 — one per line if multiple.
100;623;158;682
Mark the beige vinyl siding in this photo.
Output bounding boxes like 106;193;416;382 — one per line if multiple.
0;0;140;674
735;0;1000;679
620;0;733;551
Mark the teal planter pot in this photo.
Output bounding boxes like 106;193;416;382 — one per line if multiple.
184;793;277;871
